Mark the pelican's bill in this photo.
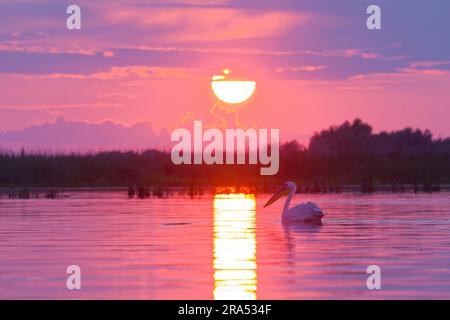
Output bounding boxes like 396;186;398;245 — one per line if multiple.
264;187;290;208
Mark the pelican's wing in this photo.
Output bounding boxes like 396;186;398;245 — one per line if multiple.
306;202;324;216
283;203;314;220
283;202;325;222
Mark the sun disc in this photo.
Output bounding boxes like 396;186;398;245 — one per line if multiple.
211;80;256;104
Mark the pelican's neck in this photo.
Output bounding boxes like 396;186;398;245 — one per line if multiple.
283;184;297;215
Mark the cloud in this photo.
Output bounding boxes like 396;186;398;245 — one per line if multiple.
0;102;125;112
8;66;196;80
0;117;170;152
0;2;313;54
0;0;410;82
98;7;311;42
0;42;103;56
313;64;450;91
276;65;327;73
97;92;137;99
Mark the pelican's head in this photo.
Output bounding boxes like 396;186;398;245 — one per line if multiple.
264;181;296;208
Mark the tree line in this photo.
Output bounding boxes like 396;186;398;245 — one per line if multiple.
0;119;449;189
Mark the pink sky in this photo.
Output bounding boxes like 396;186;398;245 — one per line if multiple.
1;0;449;147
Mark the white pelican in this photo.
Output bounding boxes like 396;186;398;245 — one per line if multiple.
264;181;325;223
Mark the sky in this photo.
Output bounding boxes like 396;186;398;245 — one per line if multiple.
0;0;450;149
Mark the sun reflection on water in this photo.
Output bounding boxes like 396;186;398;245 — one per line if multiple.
213;193;257;300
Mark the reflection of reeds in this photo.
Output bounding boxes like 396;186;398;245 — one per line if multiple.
8;189;30;199
0;181;445;201
128;185;172;199
137;186;150;199
6;189;61;199
122;181;446;200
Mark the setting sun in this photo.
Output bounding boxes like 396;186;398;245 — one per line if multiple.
211;69;256;104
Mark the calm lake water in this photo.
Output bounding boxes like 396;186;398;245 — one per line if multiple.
1;191;449;299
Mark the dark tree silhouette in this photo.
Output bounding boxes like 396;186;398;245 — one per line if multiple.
0;119;449;188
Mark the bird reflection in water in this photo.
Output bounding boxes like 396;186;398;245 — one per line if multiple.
213;193;257;300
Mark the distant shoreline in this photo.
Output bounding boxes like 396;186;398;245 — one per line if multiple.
2;119;449;190
1;184;449;196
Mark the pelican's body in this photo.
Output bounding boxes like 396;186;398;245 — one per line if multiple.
264;181;324;223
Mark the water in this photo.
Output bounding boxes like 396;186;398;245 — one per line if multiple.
1;191;449;299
